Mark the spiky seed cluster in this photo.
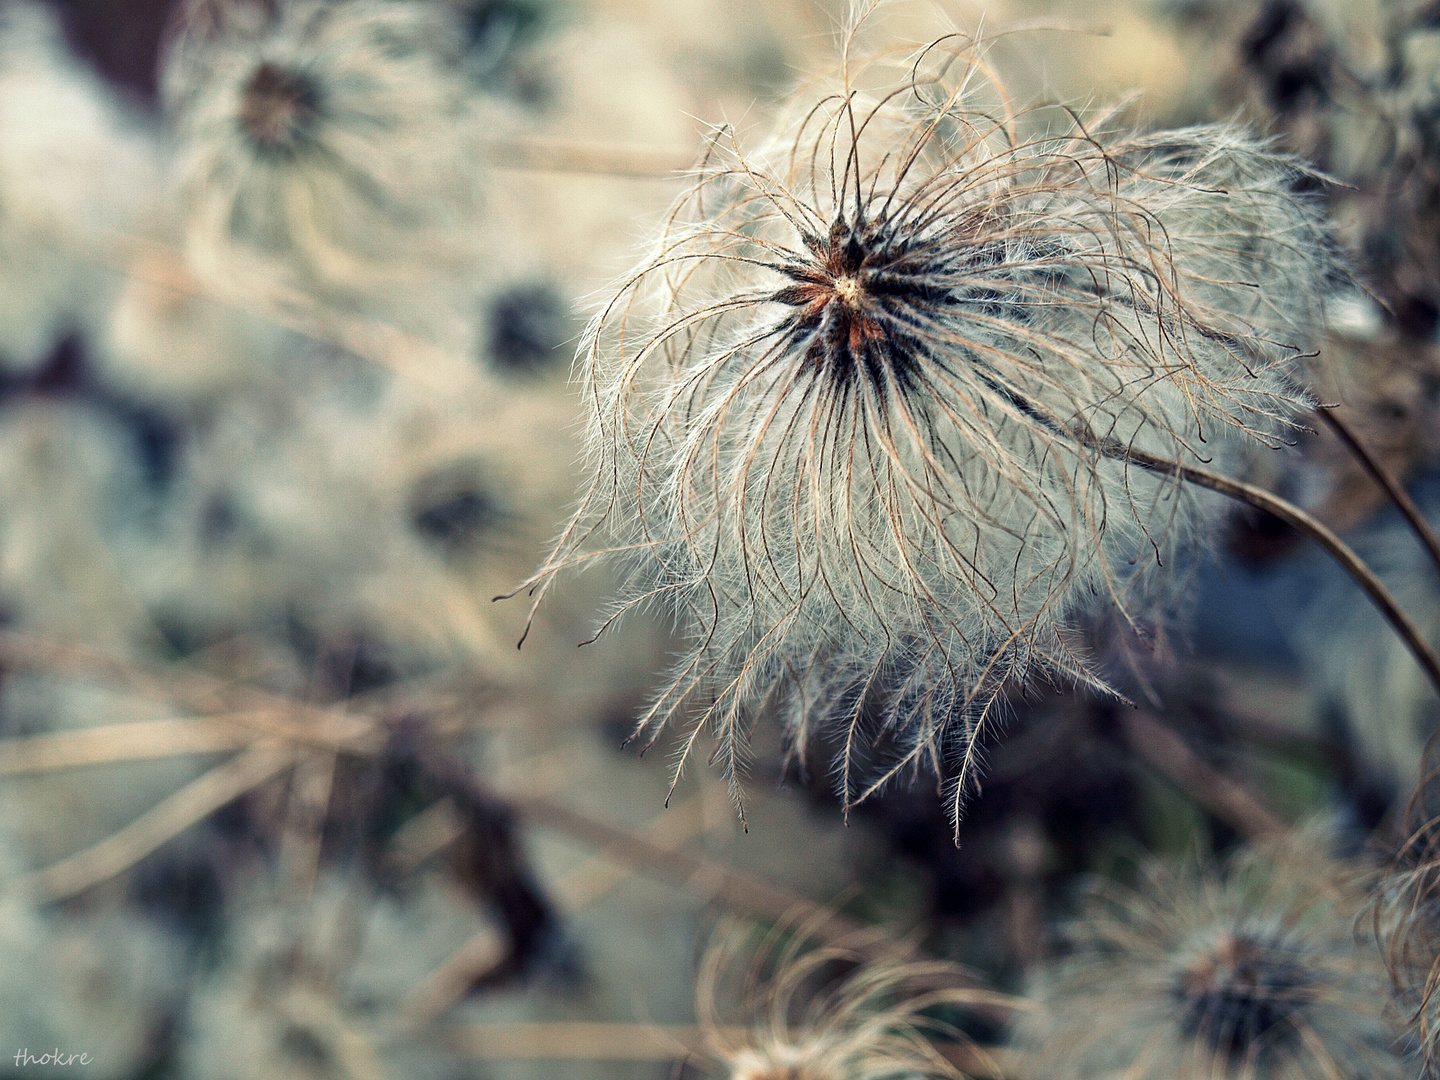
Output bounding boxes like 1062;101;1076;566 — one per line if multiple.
163;0;482;309
528;35;1339;822
1015;829;1409;1079
695;920;1002;1080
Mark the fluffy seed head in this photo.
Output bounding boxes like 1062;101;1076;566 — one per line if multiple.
164;0;483;310
236;60;322;158
527;27;1340;825
695;918;1004;1080
1015;827;1409;1079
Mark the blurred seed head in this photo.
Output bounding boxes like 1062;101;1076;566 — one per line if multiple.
529;29;1340;823
445;0;555;92
1015;826;1409;1079
163;0;485;313
483;281;572;375
696;918;1000;1080
236;60;323;158
0;829;187;1079
177;871;479;1080
0;1;160;372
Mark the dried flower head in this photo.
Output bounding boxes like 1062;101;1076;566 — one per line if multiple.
695;919;1004;1080
163;0;483;311
525;27;1340;823
1016;827;1409;1079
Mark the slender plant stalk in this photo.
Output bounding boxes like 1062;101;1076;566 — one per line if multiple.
1120;711;1285;838
24;741;297;902
505;791;1018;1021
1105;441;1440;700
1317;405;1440;577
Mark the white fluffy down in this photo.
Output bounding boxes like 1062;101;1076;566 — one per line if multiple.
541;52;1339;817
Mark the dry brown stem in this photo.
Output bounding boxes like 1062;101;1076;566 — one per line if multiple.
279;748;337;906
399;792;720;1030
1119;711;1286;838
1106;443;1440;701
0;718;251;775
396;922;508;1033
506;792;1019;1022
0;629;383;753
479;138;690;178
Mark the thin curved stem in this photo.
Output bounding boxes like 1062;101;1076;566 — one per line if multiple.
1103;441;1440;701
1317;405;1440;579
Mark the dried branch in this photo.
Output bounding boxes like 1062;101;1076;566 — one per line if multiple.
507;791;1017;1025
0;629;382;754
0;718;250;776
1105;443;1440;701
397;927;508;1033
399;793;718;1030
510;792;865;942
479;138;690;178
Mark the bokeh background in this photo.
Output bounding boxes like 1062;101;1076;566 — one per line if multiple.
1;0;1437;1076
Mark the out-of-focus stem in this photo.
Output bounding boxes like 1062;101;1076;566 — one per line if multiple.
1120;711;1286;838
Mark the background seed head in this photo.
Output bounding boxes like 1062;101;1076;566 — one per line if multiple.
163;0;486;314
1015;825;1409;1079
695;918;997;1080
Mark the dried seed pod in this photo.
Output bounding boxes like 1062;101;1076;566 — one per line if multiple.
524;29;1341;824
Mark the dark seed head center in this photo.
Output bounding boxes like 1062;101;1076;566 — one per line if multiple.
239;62;322;158
770;214;935;395
1175;931;1311;1059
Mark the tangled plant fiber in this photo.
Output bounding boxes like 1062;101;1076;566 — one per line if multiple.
1017;825;1410;1079
520;22;1342;828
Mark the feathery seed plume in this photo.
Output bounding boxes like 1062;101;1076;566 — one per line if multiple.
696;918;1002;1080
522;25;1341;824
1373;757;1440;1078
